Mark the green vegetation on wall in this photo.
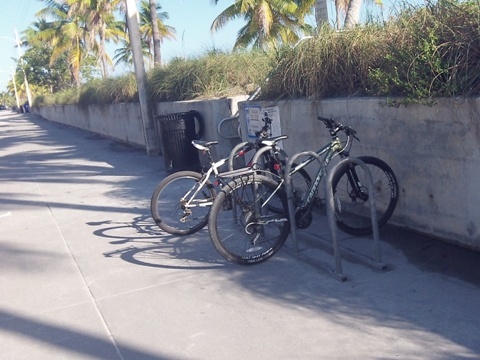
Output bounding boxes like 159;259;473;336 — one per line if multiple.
33;1;480;107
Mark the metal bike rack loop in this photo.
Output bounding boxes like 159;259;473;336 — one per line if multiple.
227;141;250;171
285;154;386;281
218;115;242;140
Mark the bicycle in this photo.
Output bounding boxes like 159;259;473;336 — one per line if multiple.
207;116;399;265
150;116;310;236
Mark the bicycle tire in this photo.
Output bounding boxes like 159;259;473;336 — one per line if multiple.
332;156;398;236
208;174;290;265
150;171;216;236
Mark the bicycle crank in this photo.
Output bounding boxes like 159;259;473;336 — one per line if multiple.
295;209;312;229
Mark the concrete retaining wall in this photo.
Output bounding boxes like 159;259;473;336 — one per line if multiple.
35;97;480;250
34;96;248;162
238;98;480;250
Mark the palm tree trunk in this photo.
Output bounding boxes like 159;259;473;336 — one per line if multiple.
100;23;108;78
149;0;161;66
315;0;329;27
335;0;342;29
344;0;362;28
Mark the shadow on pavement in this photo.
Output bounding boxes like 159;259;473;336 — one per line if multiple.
0;309;179;360
4;112;479;358
93;214;225;270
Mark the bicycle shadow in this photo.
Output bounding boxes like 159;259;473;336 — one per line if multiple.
88;214;225;270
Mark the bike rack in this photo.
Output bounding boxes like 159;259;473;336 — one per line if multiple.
285;154;387;281
227;141;250;171
249;146;277;172
218;115;242;140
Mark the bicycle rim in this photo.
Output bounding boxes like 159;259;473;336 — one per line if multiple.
332;156;398;236
150;172;216;235
208;175;290;265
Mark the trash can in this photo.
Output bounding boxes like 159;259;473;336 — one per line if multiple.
156;110;204;172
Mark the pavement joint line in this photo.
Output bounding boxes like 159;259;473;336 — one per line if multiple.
33;178;126;360
94;273;204;301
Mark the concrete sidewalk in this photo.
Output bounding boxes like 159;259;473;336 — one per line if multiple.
1;111;479;360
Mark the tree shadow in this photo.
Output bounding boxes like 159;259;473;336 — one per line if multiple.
0;308;183;360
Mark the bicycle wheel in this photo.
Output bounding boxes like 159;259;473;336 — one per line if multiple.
150;171;216;236
331;156;398;236
208;174;290;265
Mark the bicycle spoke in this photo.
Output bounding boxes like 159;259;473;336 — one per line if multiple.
209;175;290;265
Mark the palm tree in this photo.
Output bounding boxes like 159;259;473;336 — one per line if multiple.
32;0;127;86
344;0;383;28
113;24;150;68
33;1;86;87
138;0;175;67
211;0;313;50
316;0;382;29
314;0;329;26
149;0;161;66
65;0;124;78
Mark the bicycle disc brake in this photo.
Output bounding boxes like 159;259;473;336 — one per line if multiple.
222;194;233;211
350;187;369;203
295;209;312;229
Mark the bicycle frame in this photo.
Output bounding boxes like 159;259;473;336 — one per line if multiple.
180;154;228;210
290;137;345;210
261;135;346;213
180;140;258;211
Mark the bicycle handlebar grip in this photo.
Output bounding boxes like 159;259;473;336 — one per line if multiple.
317;116;337;128
317;115;359;139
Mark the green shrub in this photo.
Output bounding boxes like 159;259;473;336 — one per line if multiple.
262;0;480;102
148;50;272;101
33;0;480;106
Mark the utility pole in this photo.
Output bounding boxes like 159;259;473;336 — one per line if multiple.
14;27;32;106
125;0;160;155
11;67;20;110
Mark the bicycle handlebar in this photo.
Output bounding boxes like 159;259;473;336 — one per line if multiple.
254;112;273;139
317;116;359;140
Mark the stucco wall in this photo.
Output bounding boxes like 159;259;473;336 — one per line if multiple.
35;97;480;249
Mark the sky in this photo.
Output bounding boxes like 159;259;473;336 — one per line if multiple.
0;0;244;92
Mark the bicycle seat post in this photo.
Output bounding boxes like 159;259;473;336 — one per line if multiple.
205;147;216;167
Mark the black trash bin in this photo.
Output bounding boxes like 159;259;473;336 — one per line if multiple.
156;110;204;172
